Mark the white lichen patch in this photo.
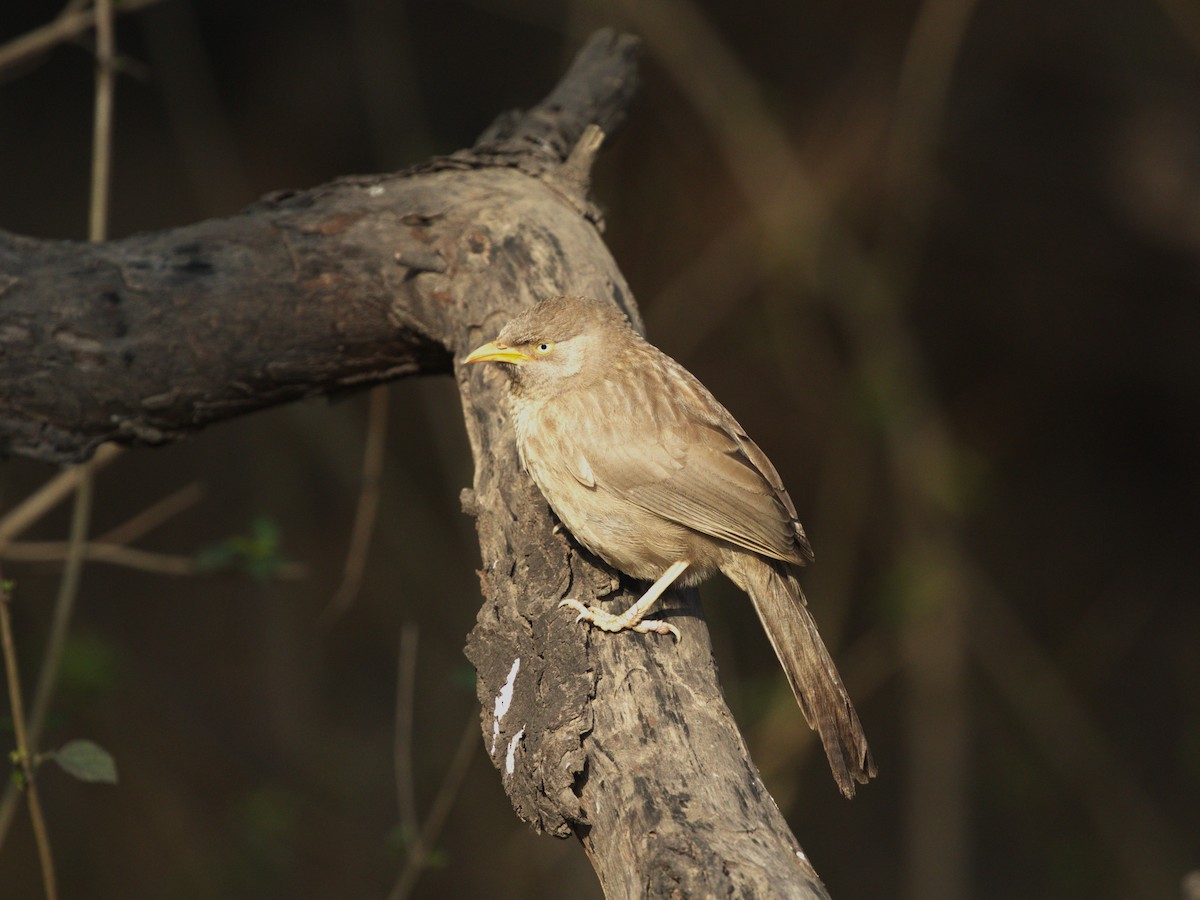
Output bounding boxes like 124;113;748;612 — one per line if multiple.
505;727;526;776
490;657;521;754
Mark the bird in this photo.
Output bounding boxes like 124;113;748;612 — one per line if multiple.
464;296;875;797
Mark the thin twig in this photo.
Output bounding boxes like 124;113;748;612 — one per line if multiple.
880;0;981;292
0;541;191;574
27;470;94;762
387;711;480;900
90;0;116;243
611;0;825;270
394;624;420;841
859;0;980;882
0;0;161;78
321;385;390;623
96;482;206;546
0;541;308;579
0;445;121;547
0;572;58;899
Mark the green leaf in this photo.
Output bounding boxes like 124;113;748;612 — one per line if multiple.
194;516;290;581
51;739;118;784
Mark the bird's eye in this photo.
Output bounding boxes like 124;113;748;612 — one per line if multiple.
534;342;554;355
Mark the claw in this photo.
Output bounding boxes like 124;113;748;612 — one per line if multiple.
643;620;681;642
558;598;591;624
558;597;679;640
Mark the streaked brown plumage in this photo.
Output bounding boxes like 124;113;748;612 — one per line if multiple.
465;296;875;797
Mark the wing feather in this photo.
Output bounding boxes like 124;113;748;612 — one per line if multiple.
552;359;811;565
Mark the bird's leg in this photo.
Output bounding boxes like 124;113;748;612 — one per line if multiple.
560;560;690;641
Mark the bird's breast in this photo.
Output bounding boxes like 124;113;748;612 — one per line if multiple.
511;394;719;582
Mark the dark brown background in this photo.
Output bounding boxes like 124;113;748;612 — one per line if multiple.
1;1;1198;898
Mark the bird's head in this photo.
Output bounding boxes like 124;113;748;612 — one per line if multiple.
464;296;636;396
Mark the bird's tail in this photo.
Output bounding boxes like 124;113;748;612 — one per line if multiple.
723;556;876;798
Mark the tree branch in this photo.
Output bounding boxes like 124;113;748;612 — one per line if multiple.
0;28;831;897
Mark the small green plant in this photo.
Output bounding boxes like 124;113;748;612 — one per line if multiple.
43;739;118;785
194;516;290;581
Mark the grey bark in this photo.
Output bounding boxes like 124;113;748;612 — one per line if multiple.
0;29;830;898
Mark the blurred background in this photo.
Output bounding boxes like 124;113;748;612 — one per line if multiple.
1;0;1199;897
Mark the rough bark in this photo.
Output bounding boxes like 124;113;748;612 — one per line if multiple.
0;29;830;898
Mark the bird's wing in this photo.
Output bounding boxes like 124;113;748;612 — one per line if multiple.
560;365;812;565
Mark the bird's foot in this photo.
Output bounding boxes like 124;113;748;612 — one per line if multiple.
558;599;680;641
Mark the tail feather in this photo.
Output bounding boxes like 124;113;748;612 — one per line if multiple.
723;556;876;798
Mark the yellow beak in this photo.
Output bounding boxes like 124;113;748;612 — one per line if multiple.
463;340;531;365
